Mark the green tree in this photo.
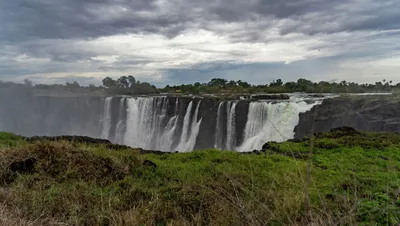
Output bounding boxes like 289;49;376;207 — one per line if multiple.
284;82;296;91
270;79;283;87
66;81;80;89
127;75;136;88
102;77;117;88
237;80;250;88
117;76;129;88
208;78;228;87
296;78;314;92
227;80;237;87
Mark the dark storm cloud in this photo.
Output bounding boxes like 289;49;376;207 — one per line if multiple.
0;0;176;41
209;0;337;20
1;0;399;43
278;0;400;36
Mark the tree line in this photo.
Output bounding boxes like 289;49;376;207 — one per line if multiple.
101;76;158;95
160;78;399;94
1;76;399;95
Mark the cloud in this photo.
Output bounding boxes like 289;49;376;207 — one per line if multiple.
0;0;400;85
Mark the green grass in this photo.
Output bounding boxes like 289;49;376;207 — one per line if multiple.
0;129;399;225
0;132;25;148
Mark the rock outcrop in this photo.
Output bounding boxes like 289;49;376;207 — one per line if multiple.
251;94;290;100
294;95;400;138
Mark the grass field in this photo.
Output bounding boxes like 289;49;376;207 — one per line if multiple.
0;128;399;225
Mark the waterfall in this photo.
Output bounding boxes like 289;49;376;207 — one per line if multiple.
102;96;319;152
177;101;193;151
214;102;224;149
160;98;180;151
100;97;113;139
214;101;237;150
237;101;320;152
186;101;202;152
151;97;168;147
114;97;126;144
0;91;324;152
175;101;203;152
159;115;179;151
124;97;160;150
226;101;237;150
123;97;203;152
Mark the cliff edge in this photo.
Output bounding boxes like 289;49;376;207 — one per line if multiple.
294;95;400;138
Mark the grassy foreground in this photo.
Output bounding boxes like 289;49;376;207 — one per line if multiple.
0;129;399;226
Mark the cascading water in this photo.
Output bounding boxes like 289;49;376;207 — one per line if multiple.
100;97;113;139
122;97;203;152
0;91;323;152
159;98;179;151
185;101;203;152
99;96;321;152
114;97;126;144
159;115;178;150
151;97;168;147
176;101;203;152
124;97;165;150
226;101;237;150
214;102;224;149
237;100;321;152
177;101;193;151
213;101;238;150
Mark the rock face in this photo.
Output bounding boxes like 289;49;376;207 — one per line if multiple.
0;87;339;152
251;94;290;100
294;96;400;138
308;94;325;98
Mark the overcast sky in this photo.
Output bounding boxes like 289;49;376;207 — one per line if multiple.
1;0;399;86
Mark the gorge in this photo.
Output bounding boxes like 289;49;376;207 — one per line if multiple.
1;89;399;152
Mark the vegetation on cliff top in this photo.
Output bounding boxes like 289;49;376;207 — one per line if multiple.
1;76;399;96
0;129;399;225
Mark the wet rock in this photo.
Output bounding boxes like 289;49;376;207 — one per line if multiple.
287;137;308;143
139;149;168;155
308;94;325;98
295;96;400;139
261;142;279;152
261;143;271;150
143;160;157;168
251;94;290;100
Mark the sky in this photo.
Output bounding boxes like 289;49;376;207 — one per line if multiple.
0;0;399;87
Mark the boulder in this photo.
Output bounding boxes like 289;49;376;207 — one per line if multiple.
308;94;325;98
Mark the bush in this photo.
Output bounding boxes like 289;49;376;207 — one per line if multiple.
315;139;340;149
